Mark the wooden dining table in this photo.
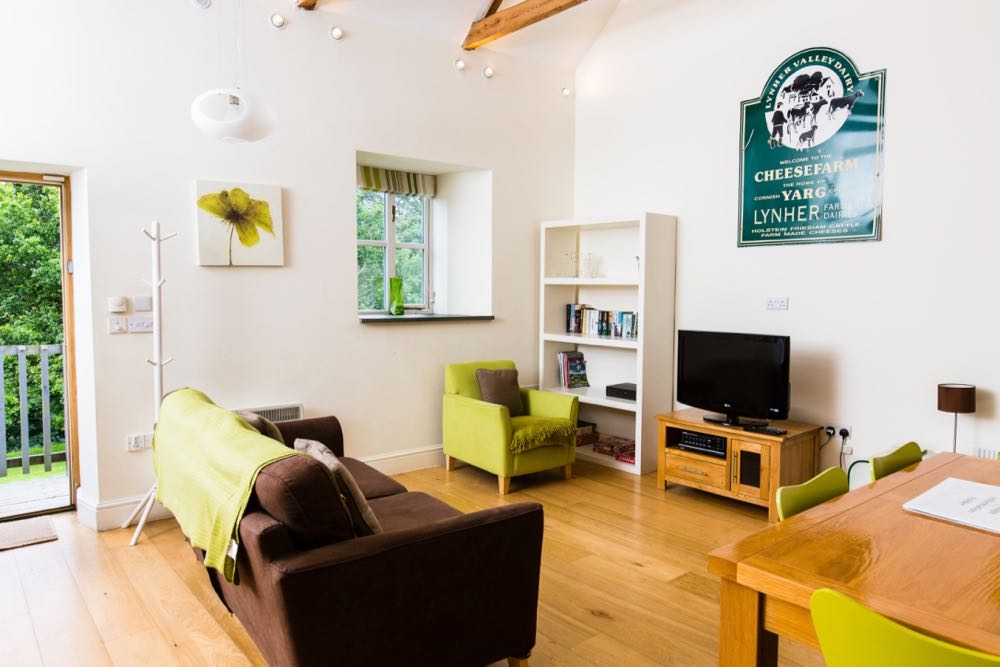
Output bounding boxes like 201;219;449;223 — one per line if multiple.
707;452;1000;665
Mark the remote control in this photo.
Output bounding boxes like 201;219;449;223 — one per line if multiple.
743;424;787;436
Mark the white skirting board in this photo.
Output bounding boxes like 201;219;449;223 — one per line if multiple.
357;444;445;475
76;489;174;532
77;444;445;531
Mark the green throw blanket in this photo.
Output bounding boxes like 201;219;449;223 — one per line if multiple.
154;388;296;582
509;415;576;454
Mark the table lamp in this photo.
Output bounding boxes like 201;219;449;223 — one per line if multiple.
937;383;976;453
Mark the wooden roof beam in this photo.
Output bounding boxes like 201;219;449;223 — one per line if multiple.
463;0;588;50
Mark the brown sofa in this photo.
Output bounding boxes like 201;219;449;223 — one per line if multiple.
205;416;545;667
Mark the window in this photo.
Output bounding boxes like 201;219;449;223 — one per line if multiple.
356;189;431;311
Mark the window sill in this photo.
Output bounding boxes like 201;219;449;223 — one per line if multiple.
358;313;495;324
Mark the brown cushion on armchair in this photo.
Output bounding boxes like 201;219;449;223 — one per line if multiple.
476;368;525;416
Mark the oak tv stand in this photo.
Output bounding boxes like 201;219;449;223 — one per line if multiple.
655;408;821;522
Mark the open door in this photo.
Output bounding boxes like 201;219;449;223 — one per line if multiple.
0;171;77;520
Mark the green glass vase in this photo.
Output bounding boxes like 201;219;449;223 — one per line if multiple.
388;277;404;315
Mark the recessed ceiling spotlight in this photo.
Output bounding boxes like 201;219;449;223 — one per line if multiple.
482;66;495;79
330;26;345;40
191;0;211;8
269;12;287;29
561;87;572;97
454;58;466;71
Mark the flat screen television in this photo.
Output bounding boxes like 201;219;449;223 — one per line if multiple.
676;330;790;426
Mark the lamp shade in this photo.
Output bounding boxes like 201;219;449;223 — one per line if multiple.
190;87;276;143
938;383;976;414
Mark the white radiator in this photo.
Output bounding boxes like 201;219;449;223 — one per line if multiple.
240;403;304;423
973;447;999;460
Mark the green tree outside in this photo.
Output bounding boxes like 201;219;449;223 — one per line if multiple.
356;190;427;310
0;182;66;456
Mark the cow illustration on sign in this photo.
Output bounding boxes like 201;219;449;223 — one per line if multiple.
766;65;861;150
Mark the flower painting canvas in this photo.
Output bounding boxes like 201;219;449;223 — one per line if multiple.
195;180;284;266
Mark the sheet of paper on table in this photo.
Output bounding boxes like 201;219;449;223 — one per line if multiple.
902;477;1000;534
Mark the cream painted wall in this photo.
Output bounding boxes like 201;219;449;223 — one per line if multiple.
433;170;493;315
0;0;574;526
575;0;1000;469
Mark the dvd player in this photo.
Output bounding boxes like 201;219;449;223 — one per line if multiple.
677;430;727;458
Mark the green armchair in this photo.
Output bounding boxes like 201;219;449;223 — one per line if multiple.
443;360;579;495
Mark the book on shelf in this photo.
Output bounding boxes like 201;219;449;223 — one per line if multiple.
592;435;635;458
614;449;636;465
565;304;639;339
556;351;590;388
576;420;598;447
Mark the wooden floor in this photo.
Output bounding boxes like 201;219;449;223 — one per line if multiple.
0;461;824;666
0;475;71;520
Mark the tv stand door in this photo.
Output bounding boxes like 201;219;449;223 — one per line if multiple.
731;438;771;501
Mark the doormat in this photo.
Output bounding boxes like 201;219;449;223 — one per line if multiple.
0;516;57;550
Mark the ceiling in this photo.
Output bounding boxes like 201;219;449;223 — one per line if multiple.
317;0;621;70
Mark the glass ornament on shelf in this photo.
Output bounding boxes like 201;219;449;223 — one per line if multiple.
581;252;603;278
557;250;578;278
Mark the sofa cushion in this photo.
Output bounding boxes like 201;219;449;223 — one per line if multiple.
340;457;407;499
254;455;355;549
295;439;382;536
236;411;285;445
367;491;462;533
476;368;525;417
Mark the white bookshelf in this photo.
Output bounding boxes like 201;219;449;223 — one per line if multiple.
538;214;677;475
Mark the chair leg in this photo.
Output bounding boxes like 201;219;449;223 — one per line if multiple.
563;463;572;480
445;455;456;472
498;476;511;495
507;659;529;667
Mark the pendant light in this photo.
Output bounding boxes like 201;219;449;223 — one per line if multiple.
191;0;276;143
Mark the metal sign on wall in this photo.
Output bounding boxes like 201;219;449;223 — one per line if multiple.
738;47;885;246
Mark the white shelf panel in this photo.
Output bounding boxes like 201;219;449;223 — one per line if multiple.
543;333;638;349
574;446;638;473
543;386;638;412
544;277;640;287
542;218;640;231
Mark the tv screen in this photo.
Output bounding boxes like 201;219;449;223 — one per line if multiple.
676;330;790;424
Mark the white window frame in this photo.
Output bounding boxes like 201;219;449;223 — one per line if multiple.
357;190;432;312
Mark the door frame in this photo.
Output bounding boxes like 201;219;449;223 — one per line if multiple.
0;170;79;505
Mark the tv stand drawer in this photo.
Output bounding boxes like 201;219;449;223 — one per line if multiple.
664;452;727;489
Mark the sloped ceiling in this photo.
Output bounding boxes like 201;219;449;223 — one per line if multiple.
317;0;620;70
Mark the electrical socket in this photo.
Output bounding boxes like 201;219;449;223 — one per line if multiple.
766;296;789;311
126;433;153;452
842;446;854;455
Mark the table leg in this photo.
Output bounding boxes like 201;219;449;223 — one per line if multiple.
719;578;778;667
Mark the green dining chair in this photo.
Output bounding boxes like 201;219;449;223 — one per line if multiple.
870;441;922;481
775;466;849;521
811;588;1000;666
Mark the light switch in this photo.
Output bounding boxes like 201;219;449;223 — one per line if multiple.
133;295;153;312
107;296;127;313
128;316;154;334
108;317;128;334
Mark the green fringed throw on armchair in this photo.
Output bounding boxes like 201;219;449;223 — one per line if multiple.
443;360;579;495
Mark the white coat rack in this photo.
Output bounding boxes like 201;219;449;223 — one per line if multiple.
121;220;176;546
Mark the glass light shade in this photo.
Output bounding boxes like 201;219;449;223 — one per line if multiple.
190;87;276;143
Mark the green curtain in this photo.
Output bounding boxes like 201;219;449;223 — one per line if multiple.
356;165;436;198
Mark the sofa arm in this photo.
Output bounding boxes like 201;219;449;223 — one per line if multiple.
270;503;544;666
274;416;344;456
521;389;579;422
238;511;297;560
